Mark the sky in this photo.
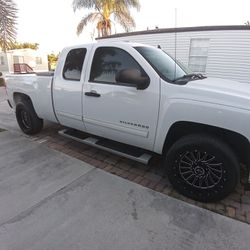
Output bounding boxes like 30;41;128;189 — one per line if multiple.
16;0;250;53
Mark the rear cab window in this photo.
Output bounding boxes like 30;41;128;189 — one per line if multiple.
63;48;87;81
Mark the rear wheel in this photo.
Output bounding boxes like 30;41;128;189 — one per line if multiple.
165;134;239;202
16;99;43;135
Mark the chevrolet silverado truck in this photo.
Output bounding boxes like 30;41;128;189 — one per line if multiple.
5;41;250;202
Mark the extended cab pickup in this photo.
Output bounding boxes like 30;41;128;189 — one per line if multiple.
5;41;250;202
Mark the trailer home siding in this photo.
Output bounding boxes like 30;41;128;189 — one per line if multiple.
0;49;48;74
99;26;250;84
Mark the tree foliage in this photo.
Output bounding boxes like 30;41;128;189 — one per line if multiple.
0;0;18;52
48;53;59;70
0;71;4;87
245;21;250;26
73;0;140;37
9;42;39;50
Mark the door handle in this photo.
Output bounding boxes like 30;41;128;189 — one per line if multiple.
85;91;101;97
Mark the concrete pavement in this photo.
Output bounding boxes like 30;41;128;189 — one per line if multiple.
0;87;5;102
0;87;20;133
0;131;94;224
0;130;250;250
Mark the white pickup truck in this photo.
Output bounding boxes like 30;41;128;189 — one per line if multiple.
5;41;250;202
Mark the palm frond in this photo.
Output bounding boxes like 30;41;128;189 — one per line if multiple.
73;0;99;12
0;0;18;52
115;0;140;11
77;12;102;35
113;9;135;32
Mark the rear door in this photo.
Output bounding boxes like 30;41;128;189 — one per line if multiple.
53;46;91;131
82;44;160;151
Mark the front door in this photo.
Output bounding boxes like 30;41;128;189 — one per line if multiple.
83;45;160;151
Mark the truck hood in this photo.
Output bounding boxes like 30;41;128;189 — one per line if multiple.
174;77;250;111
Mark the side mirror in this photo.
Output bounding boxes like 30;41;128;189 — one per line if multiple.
115;69;150;90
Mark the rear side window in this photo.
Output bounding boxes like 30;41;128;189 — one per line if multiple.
63;48;86;81
90;47;146;85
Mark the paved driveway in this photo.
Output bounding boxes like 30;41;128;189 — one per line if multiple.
0;88;249;225
0;87;6;103
0;130;250;250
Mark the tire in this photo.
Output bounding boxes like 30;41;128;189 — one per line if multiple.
16;99;43;135
165;134;239;202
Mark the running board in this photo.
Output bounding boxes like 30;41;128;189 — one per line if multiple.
58;129;152;165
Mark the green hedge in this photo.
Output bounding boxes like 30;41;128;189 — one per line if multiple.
0;72;4;87
0;78;5;87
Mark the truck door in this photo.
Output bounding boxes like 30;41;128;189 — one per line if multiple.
53;46;90;131
83;45;160;151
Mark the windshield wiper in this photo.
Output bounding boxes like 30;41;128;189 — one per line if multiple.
173;73;207;84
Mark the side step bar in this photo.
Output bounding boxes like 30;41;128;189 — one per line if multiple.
58;129;152;165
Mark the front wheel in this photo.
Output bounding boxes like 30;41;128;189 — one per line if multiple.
165;134;239;202
16;100;43;135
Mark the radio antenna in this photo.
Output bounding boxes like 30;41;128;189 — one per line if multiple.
174;8;177;80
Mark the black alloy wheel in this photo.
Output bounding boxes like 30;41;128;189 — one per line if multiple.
16;99;43;135
165;134;239;202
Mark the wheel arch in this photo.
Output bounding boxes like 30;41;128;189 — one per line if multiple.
13;92;42;120
163;121;250;167
14;92;43;135
13;92;32;105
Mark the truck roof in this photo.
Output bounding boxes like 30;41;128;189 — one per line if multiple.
62;41;151;51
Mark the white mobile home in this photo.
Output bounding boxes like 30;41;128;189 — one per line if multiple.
98;26;250;84
0;48;48;74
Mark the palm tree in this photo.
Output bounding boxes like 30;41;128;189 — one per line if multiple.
73;0;140;37
0;0;18;52
245;21;250;26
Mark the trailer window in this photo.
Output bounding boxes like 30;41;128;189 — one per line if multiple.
0;56;5;65
35;57;42;65
188;39;210;73
63;48;86;81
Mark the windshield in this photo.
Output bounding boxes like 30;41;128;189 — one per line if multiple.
134;46;190;82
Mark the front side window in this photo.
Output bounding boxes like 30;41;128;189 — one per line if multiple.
63;48;86;81
135;46;188;82
90;47;146;85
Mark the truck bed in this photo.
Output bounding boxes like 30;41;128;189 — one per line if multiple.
36;71;55;77
6;72;58;123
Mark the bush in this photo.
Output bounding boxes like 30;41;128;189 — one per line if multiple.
0;72;5;87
